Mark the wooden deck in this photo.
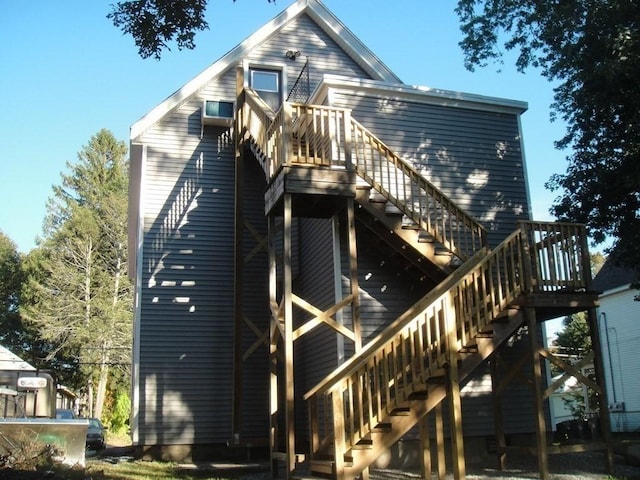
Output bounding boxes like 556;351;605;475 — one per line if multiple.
264;165;357;217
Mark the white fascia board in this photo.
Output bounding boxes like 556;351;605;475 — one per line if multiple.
315;75;529;115
130;0;311;140
599;284;632;299
130;0;402;140
305;1;401;84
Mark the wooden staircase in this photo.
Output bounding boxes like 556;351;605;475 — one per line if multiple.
236;88;597;480
302;222;591;480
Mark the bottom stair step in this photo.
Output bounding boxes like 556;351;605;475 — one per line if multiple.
310;458;354;476
272;451;306;463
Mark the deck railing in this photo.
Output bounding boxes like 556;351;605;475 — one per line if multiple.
303;221;590;465
519;221;592;292
237;92;487;261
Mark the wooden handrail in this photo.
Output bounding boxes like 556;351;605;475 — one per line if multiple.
304;221;590;460
350;117;487;260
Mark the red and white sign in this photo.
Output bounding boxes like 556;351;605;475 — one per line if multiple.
17;377;48;389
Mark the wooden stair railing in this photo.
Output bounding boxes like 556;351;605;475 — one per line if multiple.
236;91;487;262
350;117;487;261
303;221;590;479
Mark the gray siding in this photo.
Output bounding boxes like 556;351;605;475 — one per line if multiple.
137;68;241;445
329;91;529;247
246;14;372;97
239;157;270;439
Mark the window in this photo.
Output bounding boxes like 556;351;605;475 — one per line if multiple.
249;68;283;111
251;70;279;93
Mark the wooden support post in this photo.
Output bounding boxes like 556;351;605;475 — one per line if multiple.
332;215;345;365
268;214;279;478
283;194;295;479
346;197;361;352
419;413;432;480
346;196;367;480
332;391;346;480
435;403;446;480
526;308;548;480
587;308;614;473
490;354;506;470
445;294;465;480
446;362;465;480
232;108;245;443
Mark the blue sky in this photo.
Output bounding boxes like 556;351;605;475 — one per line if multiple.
0;0;566;254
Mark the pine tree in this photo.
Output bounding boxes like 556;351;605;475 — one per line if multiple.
22;129;132;419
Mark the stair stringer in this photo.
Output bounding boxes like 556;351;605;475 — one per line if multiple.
354;185;456;278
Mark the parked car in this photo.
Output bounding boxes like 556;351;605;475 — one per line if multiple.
55;408;77;419
85;417;106;450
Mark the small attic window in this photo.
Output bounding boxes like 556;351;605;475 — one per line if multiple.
201;100;234;127
251;70;279;93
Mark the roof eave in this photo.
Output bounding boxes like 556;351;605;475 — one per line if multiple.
314;75;529;114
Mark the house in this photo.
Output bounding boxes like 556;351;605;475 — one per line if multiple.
0;345;56;418
593;260;640;433
127;1;612;478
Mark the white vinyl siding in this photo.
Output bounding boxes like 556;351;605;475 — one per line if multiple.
598;288;640;433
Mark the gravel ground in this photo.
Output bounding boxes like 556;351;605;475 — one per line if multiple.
236;451;640;480
367;451;640;479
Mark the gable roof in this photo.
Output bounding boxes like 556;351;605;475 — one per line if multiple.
130;0;401;140
0;345;36;371
592;259;638;293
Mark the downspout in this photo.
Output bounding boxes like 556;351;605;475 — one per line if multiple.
600;312;617;401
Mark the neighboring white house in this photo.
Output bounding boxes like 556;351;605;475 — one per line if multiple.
0;345;36;372
592;260;640;433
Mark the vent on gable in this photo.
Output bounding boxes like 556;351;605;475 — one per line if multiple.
202;100;235;127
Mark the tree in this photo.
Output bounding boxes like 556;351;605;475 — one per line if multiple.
553;312;591;358
21;130;132;419
108;0;272;59
455;0;640;281
0;232;26;353
552;311;600;421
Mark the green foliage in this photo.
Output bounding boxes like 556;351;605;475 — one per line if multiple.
108;0;274;59
553;312;591;357
0;232;25;351
553;312;600;419
456;0;640;278
104;390;131;435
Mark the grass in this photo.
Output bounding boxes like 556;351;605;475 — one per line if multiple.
1;460;261;480
87;459;248;480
